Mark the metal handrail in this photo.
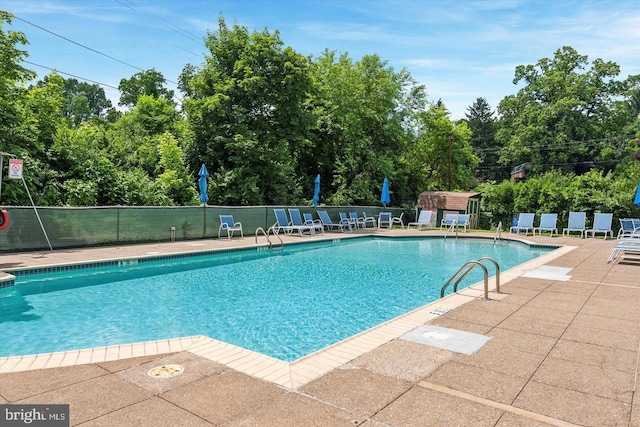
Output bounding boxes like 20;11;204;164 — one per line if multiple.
255;226;284;248
440;257;501;300
494;221;502;243
255;227;271;247
444;219;458;240
267;226;283;247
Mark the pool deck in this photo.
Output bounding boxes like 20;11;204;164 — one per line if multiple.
1;228;639;426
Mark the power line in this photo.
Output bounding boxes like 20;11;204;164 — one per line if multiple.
23;60;120;90
113;0;205;46
13;15;181;87
14;16;147;74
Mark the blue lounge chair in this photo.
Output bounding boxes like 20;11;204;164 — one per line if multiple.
617;218;640;239
533;213;558;237
339;212;355;229
317;210;351;232
586;213;613;239
218;214;243;239
408;210;433;230
440;213;458;230
349;212;364;229
509;213;535;235
378;212;392;229
273;208;295;235
562;212;586;238
303;212;324;234
287;208;316;235
455;214;470;232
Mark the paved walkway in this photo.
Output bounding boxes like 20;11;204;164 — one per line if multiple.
0;230;639;426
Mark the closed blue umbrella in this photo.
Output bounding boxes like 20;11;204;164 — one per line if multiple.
634;182;640;207
380;177;391;207
312;174;320;207
198;164;209;204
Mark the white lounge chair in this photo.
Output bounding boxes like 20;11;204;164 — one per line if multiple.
533;213;558;237
562;212;586;238
317;210;351;232
339;212;356;230
361;212;377;228
408;210;433;230
608;238;640;263
510;213;535;235
586;213;613;239
390;212;404;229
218;214;243;239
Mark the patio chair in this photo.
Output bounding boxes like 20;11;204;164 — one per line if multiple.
440;213;458;230
455;214;470;232
378;212;392;229
533;213;558;237
287;208;316;236
509;213;535;235
273;208;295;235
586;213;613;239
408;210;433;230
617;218;640;239
607;238;640;263
562;212;586;238
218;214;244;239
349;212;365;229
303;212;325;234
317;210;352;232
391;212;405;229
361;212;377;228
339;212;356;230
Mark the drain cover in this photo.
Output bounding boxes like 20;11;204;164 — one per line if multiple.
148;364;184;378
422;331;448;340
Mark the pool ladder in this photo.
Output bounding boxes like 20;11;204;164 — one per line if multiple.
255;226;283;248
440;257;501;300
444;219;458;239
494;221;502;244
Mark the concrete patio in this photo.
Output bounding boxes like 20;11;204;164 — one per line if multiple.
1;229;639;426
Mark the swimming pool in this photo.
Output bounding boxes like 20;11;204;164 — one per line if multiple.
1;237;552;361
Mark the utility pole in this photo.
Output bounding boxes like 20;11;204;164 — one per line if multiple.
448;135;454;191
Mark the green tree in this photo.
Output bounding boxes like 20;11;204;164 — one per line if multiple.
118;69;175;108
465;97;503;181
60;78;114;126
497;46;635;174
184;16;313;205
404;104;478;192
308;50;426;205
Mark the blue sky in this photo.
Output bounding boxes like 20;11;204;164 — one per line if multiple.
3;0;640;119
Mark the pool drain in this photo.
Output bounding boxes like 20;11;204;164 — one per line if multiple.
148;364;184;378
422;331;448;340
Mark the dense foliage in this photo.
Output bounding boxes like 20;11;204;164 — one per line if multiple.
1;11;640;227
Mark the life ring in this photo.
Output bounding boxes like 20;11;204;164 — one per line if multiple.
0;210;9;231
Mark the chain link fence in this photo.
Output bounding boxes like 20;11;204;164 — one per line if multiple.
0;206;404;252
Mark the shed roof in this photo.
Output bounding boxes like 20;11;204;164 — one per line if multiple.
416;191;480;211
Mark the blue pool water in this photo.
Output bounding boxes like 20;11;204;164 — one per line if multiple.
0;237;552;361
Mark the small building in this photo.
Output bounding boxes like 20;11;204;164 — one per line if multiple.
510;162;532;181
415;191;481;229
